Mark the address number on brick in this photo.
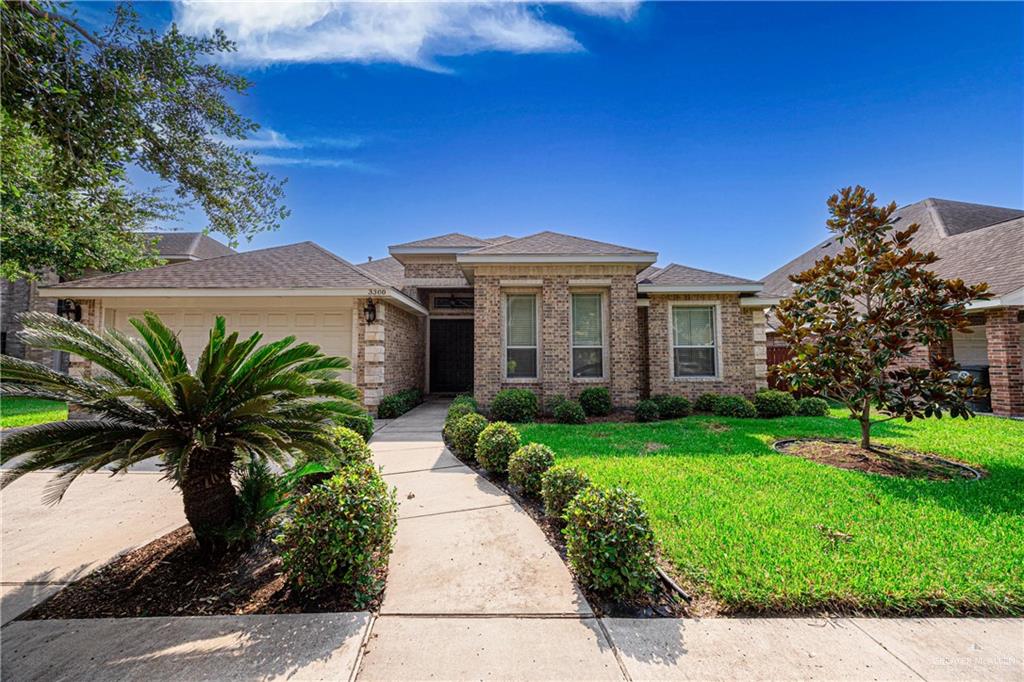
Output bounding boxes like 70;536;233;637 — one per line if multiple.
368;288;388;296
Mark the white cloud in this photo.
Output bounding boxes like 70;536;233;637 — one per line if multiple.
569;2;639;20
250;153;377;172
174;1;638;70
227;128;365;151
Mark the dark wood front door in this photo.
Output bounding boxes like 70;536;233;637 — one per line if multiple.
430;319;474;393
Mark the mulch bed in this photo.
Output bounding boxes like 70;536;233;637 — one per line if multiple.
774;439;984;481
21;526;384;620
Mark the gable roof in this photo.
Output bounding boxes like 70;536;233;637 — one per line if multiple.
356;256;405;287
143;232;235;261
457;231;657;266
639;263;762;292
390;233;492;250
762;198;1024;299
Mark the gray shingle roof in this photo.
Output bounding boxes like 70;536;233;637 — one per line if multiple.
390;233;492;249
642;263;760;287
356;256;406;287
463;231;654;257
50;242;389;290
762;198;1024;297
142;232;235;260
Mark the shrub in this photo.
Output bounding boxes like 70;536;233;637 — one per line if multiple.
446;400;476;423
796;396;830;417
508;443;555;497
753;389;797;418
564;485;657;599
294;425;372;477
452;393;477;410
713;394;758;418
694;393;720;412
540;465;591;520
652;394;691;419
489;388;539;423
579;387;612;417
475;421;521;474
553;399;587;424
449;413;489;459
234;459;285;544
635;399;660;422
377;388;423;419
276;462;398;606
546;394;568;415
337;413;374;442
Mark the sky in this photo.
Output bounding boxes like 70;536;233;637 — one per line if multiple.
86;1;1022;279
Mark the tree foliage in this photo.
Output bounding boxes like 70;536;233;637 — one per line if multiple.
1;1;288;280
774;186;989;448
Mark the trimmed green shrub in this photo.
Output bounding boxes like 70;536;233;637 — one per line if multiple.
452;393;477;410
295;425;371;475
564;485;657;599
508;443;555;497
753;389;797;418
652;394;691;419
546;394;569;415
553;399;587;424
446;400;476;423
713;394;758;418
694;393;720;412
796;396;830;417
540;465;591;520
489;388;539;423
377;388;423;419
337;413;374;442
474;421;521;474
635;399;660;422
579;387;612;417
450;413;489;458
276;462;398;606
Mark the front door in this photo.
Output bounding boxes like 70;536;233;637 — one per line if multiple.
430;319;474;393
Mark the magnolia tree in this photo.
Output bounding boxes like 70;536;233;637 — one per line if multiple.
774;186;989;449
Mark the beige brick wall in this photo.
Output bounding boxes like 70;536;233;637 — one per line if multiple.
356;299;425;414
472;264;638;410
647;294;766;399
405;262;463;279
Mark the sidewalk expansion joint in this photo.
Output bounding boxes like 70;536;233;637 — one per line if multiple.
382;464;466;477
595;615;634;681
375;612;597;619
398;502;512;521
848;619;927;681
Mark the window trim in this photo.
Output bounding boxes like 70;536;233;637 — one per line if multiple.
502;292;540;382
669;302;722;381
569;290;608;382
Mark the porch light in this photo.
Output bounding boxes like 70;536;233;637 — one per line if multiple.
363;299;377;324
57;299;81;322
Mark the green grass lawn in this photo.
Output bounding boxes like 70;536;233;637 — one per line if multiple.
519;410;1024;615
0;396;68;429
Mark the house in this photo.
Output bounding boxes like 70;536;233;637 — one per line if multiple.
38;231;776;414
1;232;234;372
762;198;1024;418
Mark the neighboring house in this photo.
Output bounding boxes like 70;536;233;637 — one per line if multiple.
1;232;234;371
39;231;776;414
762;198;1024;418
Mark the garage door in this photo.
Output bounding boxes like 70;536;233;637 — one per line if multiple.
107;305;355;383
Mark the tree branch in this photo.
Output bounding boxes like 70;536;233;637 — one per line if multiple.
19;1;103;48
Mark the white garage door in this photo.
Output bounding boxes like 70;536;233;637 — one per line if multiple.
107;302;355;383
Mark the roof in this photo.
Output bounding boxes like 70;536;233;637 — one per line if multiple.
143;232;235;260
357;256;405;287
463;231;654;258
390;233;492;249
640;263;761;289
762;198;1024;298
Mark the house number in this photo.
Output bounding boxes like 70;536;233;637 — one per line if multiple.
368;288;387;296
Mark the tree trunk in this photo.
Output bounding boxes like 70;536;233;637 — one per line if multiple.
181;452;237;557
859;398;872;450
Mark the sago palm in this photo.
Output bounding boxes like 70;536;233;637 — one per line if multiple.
1;311;363;555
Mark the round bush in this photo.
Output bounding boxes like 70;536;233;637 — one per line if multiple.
295;426;370;473
489;388;539;423
275;462;397;606
540;465;591;520
753;390;797;418
553;399;586;424
694;393;720;412
508;443;555;497
450;413;490;459
652;394;691;419
546;394;568;415
446;400;476;424
579;387;612;417
635;399;660;422
713;394;758;418
474;421;521;474
796;396;830;417
564;486;657;599
336;413;374;442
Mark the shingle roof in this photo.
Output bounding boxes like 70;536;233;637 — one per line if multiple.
762;198;1024;298
356;256;405;287
636;265;662;282
463;231;654;257
143;232;235;260
50;242;389;290
642;263;760;287
390;233;492;249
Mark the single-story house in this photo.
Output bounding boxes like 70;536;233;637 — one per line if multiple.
762;198;1024;418
40;231;776;414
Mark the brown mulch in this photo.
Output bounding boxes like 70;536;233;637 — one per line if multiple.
21;526;384;620
774;439;984;481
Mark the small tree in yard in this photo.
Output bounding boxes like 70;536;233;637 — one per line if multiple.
774;186;989;449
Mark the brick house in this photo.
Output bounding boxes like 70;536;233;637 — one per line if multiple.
762;198;1024;418
38;231;775;414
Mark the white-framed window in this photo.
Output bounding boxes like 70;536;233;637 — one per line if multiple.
571;293;604;378
672;305;717;378
505;294;538;379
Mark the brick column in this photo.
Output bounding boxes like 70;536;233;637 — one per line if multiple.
752;309;768;391
356;298;385;414
541;276;570;402
986;307;1024;417
473;276;502;407
608;274;638;407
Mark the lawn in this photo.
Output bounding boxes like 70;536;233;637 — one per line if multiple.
0;396;68;429
519;410;1024;615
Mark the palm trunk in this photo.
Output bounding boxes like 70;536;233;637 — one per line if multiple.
181;452;237;557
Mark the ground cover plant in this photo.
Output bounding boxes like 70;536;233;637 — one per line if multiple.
519;409;1024;615
0;396;66;429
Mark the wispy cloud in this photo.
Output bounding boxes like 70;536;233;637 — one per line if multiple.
174;1;640;71
228;128;366;151
250;154;378;172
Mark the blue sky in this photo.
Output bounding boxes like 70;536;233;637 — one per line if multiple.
101;2;1022;279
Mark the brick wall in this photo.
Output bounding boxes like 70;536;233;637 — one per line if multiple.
986;306;1023;417
637;305;650;398
1;272;60;367
67;298;103;419
356;299;425;414
647;293;766;399
404;262;464;279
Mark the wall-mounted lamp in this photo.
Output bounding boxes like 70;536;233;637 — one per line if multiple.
57;299;82;322
363;299;377;324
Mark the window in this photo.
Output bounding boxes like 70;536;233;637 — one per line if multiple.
505;294;537;379
432;293;473;310
672;306;717;377
572;293;604;378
